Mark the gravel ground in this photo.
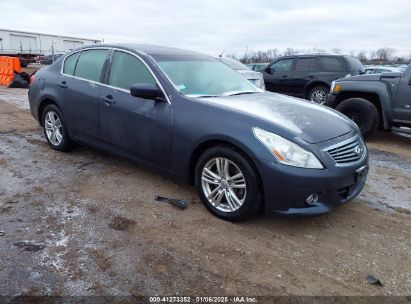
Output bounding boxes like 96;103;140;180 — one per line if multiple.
0;87;410;299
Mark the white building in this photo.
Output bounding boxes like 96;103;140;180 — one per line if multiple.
0;29;102;56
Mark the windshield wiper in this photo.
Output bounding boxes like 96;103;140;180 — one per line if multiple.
222;91;260;96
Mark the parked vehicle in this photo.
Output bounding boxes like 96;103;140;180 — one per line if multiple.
397;64;409;72
39;54;64;65
216;56;265;90
364;65;402;74
262;54;365;104
247;63;269;72
28;44;368;221
327;64;411;138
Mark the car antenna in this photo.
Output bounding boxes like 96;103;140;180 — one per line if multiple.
218;50;225;58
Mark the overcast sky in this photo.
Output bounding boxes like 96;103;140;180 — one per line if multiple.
0;0;410;57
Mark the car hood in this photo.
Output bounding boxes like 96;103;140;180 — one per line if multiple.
236;69;262;80
337;74;381;82
199;92;353;144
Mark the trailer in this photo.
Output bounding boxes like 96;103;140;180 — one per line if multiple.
0;28;102;66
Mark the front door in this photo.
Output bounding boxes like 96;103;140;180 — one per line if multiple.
263;58;294;94
393;66;411;123
98;50;173;168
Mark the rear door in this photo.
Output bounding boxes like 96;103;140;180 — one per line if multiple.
98;50;173;168
263;58;294;94
393;66;411;123
288;57;317;97
59;49;109;140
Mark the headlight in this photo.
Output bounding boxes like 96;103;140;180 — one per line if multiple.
330;81;335;92
253;128;324;169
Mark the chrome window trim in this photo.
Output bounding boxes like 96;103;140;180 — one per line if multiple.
60;47;171;104
323;134;367;167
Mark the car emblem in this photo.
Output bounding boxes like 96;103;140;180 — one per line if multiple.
354;145;362;155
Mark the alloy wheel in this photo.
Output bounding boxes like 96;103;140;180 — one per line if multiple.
44;111;63;146
311;90;327;104
201;157;247;212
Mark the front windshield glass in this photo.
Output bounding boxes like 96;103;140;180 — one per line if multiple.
152;55;259;97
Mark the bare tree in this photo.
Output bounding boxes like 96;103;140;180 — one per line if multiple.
332;48;342;54
283;48;298;56
266;48;280;61
375;48;396;62
356;51;368;63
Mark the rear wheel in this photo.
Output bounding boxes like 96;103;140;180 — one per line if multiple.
308;86;328;104
42;104;72;151
195;146;261;222
336;98;379;138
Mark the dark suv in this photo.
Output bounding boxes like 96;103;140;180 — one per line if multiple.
262;54;365;104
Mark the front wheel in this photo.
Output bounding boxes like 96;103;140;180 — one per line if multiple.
335;98;379;138
195;146;261;222
42;104;72;151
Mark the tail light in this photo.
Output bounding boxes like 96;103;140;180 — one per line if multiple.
29;74;36;86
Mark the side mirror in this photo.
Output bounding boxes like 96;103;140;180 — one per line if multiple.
130;83;164;101
265;66;273;74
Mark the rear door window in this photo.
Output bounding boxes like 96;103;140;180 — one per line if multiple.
294;58;316;72
108;51;156;90
270;58;294;72
317;57;346;72
63;52;80;75
74;49;108;82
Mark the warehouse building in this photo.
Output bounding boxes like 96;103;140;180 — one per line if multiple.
0;28;102;56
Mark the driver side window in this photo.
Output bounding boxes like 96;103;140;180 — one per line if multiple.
109;51;156;90
270;58;294;73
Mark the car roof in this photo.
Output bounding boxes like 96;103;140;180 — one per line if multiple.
78;43;207;57
280;53;345;59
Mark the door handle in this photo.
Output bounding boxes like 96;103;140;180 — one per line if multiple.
101;95;116;105
308;75;315;79
282;75;288;78
59;81;68;89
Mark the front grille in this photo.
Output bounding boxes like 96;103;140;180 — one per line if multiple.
324;135;366;165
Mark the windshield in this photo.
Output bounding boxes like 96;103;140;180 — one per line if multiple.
220;57;249;70
152;55;259;97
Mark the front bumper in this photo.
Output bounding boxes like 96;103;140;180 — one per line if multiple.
326;93;337;107
258;150;369;217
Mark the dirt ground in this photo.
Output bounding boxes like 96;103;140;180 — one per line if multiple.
0;87;410;299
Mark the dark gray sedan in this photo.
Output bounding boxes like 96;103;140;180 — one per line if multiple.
28;44;369;221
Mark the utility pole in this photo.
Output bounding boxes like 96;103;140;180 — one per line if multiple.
245;42;248;64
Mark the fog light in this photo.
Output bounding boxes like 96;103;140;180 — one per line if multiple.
306;194;319;206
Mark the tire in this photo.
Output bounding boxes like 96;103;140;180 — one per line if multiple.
308;86;328;104
42;104;72;151
335;98;379;138
195;146;261;222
